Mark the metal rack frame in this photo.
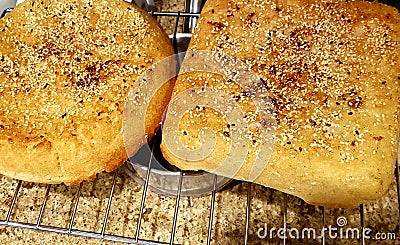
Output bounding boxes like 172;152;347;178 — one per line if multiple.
1;5;400;245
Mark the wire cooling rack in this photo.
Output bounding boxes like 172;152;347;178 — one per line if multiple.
1;3;400;245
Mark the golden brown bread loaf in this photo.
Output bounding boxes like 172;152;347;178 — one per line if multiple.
161;0;400;207
0;0;174;185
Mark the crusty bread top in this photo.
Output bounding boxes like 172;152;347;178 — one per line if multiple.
161;0;400;207
186;0;400;140
0;0;171;139
0;0;174;184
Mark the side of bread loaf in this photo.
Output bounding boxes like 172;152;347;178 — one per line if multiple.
161;0;400;207
0;0;174;185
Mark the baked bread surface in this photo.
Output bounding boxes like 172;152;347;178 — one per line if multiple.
0;0;174;185
161;0;400;207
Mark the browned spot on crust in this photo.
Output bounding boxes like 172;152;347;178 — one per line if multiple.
207;21;226;31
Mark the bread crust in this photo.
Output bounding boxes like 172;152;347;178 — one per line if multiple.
161;0;400;207
0;0;174;185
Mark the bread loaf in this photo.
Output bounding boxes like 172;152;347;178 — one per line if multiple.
161;0;400;207
0;0;174;185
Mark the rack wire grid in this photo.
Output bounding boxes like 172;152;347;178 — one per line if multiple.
1;3;400;245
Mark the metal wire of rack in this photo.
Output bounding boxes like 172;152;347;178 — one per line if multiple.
0;3;400;245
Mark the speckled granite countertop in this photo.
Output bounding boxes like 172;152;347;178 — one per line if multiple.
1;171;399;245
0;0;399;244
